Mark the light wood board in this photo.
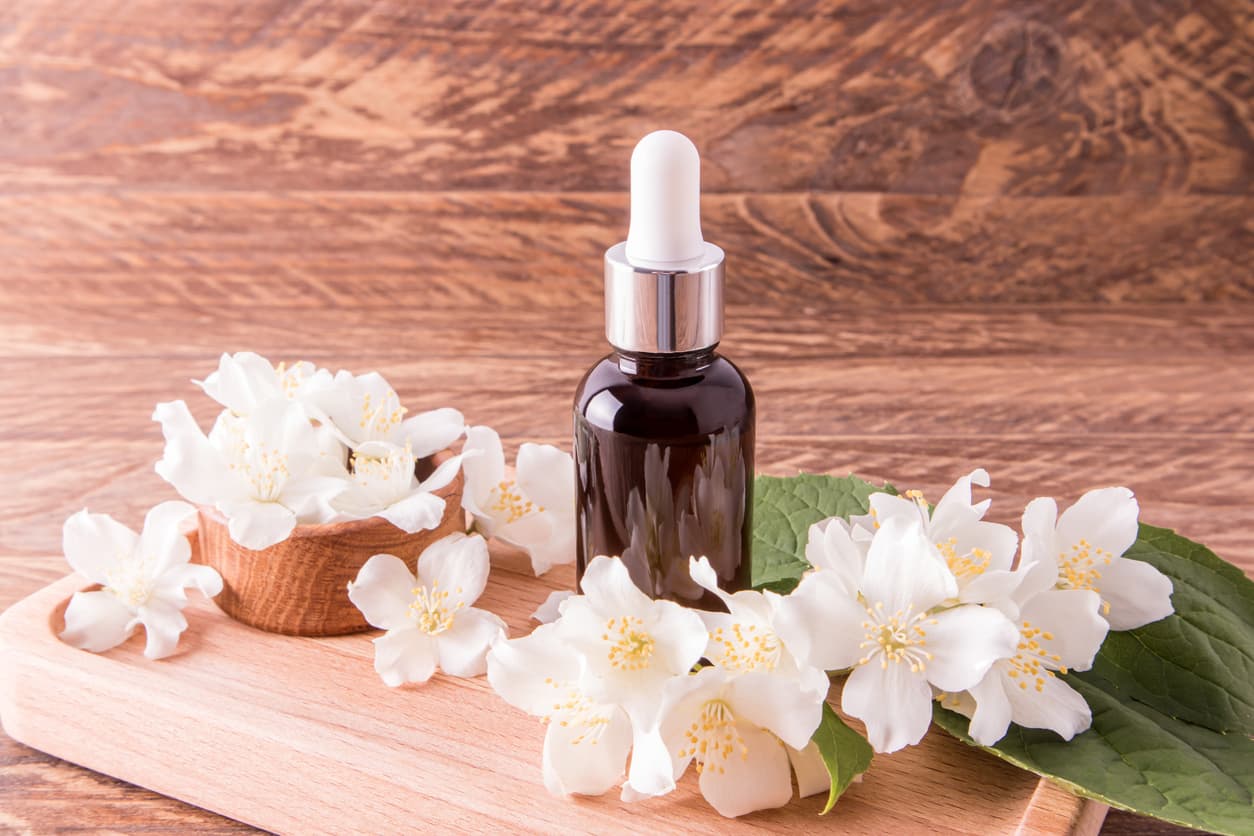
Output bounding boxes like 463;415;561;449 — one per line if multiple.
0;548;1106;835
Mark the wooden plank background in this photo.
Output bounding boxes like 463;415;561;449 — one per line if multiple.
1;1;1250;833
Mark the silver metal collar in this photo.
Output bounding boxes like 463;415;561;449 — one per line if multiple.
603;242;725;354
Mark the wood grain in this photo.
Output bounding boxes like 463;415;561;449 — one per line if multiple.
0;0;1250;831
0;1;1249;195
0;564;1105;835
0;193;1249;306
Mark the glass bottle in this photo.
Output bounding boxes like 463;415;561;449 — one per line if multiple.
572;130;755;608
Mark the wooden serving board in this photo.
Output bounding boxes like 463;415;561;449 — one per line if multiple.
0;547;1107;835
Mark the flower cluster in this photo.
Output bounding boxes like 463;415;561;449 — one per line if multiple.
153;352;467;551
487;554;834;818
790;470;1174;751
487;470;1176;818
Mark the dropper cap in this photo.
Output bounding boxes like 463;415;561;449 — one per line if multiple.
605;130;725;354
625;131;705;266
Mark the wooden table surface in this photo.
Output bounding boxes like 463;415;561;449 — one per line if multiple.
1;1;1250;833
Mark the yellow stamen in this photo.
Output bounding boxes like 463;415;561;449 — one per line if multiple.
604;615;656;671
490;479;542;524
1056;539;1114;593
408;582;462;634
858;601;935;673
677;700;748;774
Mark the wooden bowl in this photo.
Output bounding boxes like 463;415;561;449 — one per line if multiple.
193;451;465;637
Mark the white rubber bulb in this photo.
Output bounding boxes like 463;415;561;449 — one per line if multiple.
625;130;704;266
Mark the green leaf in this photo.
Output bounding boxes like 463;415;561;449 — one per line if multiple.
1091;524;1254;735
811;703;874;814
751;473;893;592
934;676;1254;836
935;524;1254;835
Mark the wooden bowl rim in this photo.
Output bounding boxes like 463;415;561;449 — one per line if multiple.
197;447;463;541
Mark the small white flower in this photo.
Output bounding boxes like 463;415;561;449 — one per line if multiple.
627;666;826;818
554;556;707;724
153;398;347;550
688;556;830;700
59;502;223;660
802;516;872;596
946;579;1108;745
331;440;463;534
461;425;575;576
780;516;1020;753
195;352;335;417
1022;488;1173;631
313;369;465;457
854;469;1021;606
347;533;506;686
487;623;634;797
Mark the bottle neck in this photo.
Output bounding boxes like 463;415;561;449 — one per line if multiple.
615;346;717;378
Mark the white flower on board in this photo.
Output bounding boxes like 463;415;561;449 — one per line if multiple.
59;502;223;660
779;516;1020;753
553;556;708;726
625;666;827;818
153;398;347;550
688;556;830;700
487;623;634;798
942;575;1109;745
461;425;575;576
347;533;506;686
1021;489;1173;631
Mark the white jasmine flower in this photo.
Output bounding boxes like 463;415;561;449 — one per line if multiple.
196;352;334;416
779;516;1020;753
314;369;465;457
550;556;707;797
944;580;1108;745
60;502;223;660
855;469;1021;606
555;556;707;720
153;399;347;550
461;426;575;576
331;440;463;534
1021;489;1173;630
347;533;506;686
487;623;634;797
688;556;830;700
803;516;872;595
628;665;826;818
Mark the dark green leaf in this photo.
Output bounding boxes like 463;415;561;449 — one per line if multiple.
811;703;874;814
934;675;1254;836
1090;524;1254;735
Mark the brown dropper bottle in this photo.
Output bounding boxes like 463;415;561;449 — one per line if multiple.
573;131;755;610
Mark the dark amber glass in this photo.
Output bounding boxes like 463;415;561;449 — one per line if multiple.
573;347;755;609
